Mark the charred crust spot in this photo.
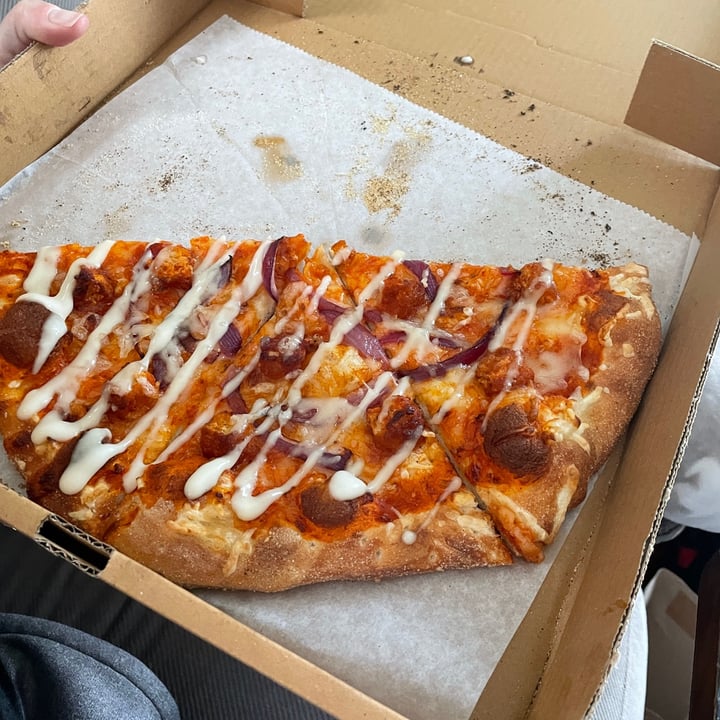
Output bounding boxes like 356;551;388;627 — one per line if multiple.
9;430;32;450
200;413;240;458
299;483;369;529
483;404;550;479
0;301;55;369
32;439;79;499
585;290;627;333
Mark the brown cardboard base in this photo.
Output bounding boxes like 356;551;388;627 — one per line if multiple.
1;1;720;718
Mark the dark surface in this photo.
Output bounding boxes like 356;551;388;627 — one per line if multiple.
645;526;720;594
0;522;334;720
688;551;720;720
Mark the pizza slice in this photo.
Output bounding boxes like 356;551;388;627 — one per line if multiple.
331;242;662;562
0;237;511;591
0;234;309;539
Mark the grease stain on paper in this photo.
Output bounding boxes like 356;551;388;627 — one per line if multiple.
253;135;303;182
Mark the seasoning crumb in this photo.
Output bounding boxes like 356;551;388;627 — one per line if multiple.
158;172;174;191
454;55;474;66
502;88;515;99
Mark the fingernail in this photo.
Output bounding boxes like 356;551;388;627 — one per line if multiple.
47;8;83;27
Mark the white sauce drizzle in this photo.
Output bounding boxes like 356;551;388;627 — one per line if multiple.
390;263;462;369
401;476;462;545
18;241;115;373
328;470;369;501
29;241;447;531
482;260;555;429
55;241;271;495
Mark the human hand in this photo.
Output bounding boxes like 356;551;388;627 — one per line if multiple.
0;0;89;67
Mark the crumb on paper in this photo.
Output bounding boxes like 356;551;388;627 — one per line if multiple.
370;106;398;136
364;173;410;216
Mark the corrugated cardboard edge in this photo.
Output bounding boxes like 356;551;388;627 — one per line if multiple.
625;41;720;167
251;0;305;16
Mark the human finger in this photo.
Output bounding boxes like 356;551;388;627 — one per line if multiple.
0;0;89;67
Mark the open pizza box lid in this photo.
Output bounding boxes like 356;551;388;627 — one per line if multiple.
1;1;719;718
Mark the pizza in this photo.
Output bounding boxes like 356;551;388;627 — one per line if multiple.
0;235;662;591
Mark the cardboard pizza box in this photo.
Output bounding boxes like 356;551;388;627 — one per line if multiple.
1;1;719;718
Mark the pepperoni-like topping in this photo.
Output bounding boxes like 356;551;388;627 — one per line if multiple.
0;301;54;369
475;348;535;395
72;266;116;314
151;245;194;291
299;482;369;528
367;395;424;452
379;266;428;319
483;403;550;479
257;333;307;380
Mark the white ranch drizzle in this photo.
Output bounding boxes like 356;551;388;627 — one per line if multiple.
226;258;408;521
55;241;272;495
180;283;320;499
481;260;556;429
29;242;440;532
19;246;157;426
25;240;231;443
430;365;477;425
389;263;462;369
18;241;115;373
231;371;400;521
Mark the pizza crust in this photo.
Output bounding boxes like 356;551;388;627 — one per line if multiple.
105;488;512;591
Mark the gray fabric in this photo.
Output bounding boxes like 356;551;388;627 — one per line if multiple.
0;524;334;719
0;613;181;720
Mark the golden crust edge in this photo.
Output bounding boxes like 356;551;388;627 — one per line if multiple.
105;491;512;592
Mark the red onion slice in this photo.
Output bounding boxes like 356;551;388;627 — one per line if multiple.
218;322;242;356
399;305;508;381
273;435;351;471
225;388;248;414
261;238;283;300
149;354;169;389
317;298;388;364
403;260;439;301
216;256;233;289
379;329;461;350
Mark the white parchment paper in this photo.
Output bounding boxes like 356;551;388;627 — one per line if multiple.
0;16;697;720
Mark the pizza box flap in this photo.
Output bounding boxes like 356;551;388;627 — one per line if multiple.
626;41;720;167
1;1;720;719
